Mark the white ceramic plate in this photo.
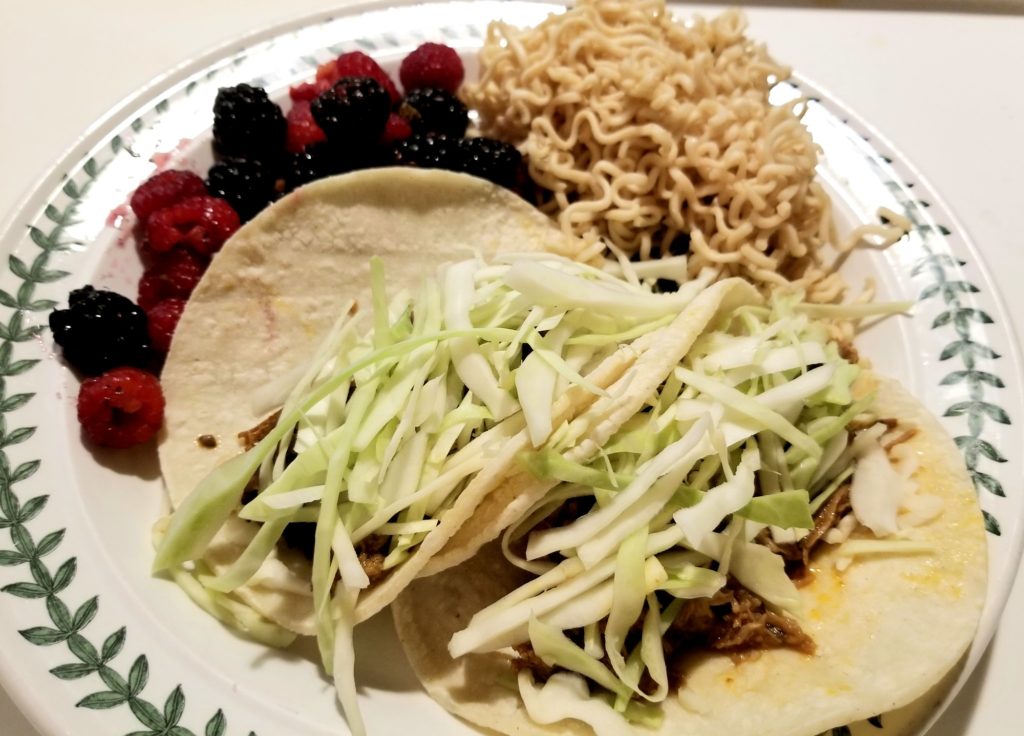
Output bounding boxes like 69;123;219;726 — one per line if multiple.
0;2;1019;735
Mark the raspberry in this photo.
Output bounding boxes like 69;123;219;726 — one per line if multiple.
147;298;186;353
49;286;151;376
212;84;286;161
206;159;280;222
381;113;413;144
136;274;163;313
399;88;468;137
137;248;208;311
145;196;240;256
289;80;332;102
286;99;327;153
129;170;206;223
400;43;464;94
334;51;401;105
311;77;391;144
316;59;343;86
77;367;165;449
459;137;523;189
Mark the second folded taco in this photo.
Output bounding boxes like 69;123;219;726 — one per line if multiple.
393;293;988;736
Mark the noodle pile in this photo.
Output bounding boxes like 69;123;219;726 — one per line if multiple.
464;0;904;301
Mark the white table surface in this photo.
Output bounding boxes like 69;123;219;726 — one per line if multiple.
1;1;1022;734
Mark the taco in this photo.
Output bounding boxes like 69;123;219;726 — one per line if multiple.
154;168;579;637
152;167;766;732
392;292;988;736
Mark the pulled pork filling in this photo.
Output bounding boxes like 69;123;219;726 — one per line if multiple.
513;582;815;691
355;534;389;585
757;483;852;580
238;410;281;450
511;414;918;693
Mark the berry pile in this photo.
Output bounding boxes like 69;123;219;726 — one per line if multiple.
204;43;523;221
55;42;530;450
51;168;237;447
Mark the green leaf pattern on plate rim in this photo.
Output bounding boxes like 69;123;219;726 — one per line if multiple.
0;161;246;736
0;15;1010;736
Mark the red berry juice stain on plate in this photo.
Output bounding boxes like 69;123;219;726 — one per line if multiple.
105;209;136;249
105;203;131;229
149;137;195;170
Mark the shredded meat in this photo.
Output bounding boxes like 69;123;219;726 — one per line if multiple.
513;582;813;692
847;415;898;432
663;584;813;655
512;643;558;680
658;582;814;689
802;484;852;560
757;483;852;576
704;585;814;653
357;534;389;585
882;427;918;451
238;409;282;450
836;338;859;364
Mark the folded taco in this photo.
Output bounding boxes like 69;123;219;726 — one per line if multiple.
392;292;988;736
152;168;764;733
154;168;578;634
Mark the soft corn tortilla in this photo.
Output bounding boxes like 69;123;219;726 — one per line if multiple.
391;376;988;736
157;167;758;635
159;168;580;633
160;168;580;508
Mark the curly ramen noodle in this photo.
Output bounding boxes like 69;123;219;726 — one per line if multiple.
464;0;906;302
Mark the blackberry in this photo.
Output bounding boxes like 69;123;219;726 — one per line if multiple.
212;84;286;161
206;159;280;222
283;142;389;191
392;134;465;172
399;87;468;137
334;51;401;104
311;77;390;144
458;137;523;189
284;146;337;190
49;286;152;376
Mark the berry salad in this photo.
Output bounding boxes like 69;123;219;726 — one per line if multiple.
51;43;523;449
